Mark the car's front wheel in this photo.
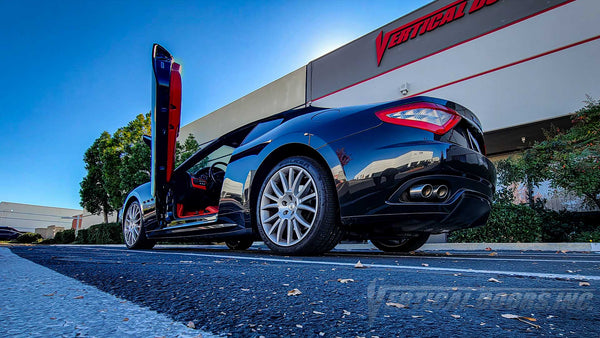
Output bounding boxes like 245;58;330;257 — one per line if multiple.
256;156;341;255
123;200;156;249
371;234;430;253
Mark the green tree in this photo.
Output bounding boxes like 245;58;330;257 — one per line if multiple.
176;133;200;167
80;132;113;223
503;97;600;209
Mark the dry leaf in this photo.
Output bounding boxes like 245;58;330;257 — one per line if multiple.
313;311;325;315
319;333;325;336
521;317;537;322
451;287;458;291
241;288;250;291
445;252;452;256
287;288;302;296
43;293;55;297
489;252;498;256
354;261;365;268
123;318;129;322
296;324;303;328
73;295;84;299
485;247;492;251
187;321;196;329
337;278;355;283
488;278;502;283
49;317;56;320
385;302;407;309
451;314;461;319
343;310;351;316
409;251;416;255
411;315;423;318
421;263;429;267
579;281;590;287
501;314;519;319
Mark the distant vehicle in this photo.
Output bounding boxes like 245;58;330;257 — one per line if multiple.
0;226;24;240
119;44;496;255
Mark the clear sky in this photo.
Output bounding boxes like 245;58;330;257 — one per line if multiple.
0;0;429;210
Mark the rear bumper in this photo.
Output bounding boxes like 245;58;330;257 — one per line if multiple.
337;141;495;236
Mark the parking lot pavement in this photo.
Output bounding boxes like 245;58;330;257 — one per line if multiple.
8;244;600;337
0;247;212;338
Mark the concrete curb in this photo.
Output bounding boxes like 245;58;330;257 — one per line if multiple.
35;242;600;252
421;242;600;252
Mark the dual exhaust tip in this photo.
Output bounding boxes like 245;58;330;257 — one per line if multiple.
409;184;449;201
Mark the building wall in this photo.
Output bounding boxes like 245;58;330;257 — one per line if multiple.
312;0;600;134
0;202;82;233
180;66;307;144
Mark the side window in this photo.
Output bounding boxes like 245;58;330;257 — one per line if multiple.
186;145;235;175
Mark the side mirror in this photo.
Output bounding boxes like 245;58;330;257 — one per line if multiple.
143;135;152;148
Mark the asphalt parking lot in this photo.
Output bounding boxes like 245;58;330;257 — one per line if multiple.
6;244;600;337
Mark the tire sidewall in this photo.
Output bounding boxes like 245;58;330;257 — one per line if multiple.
256;156;334;255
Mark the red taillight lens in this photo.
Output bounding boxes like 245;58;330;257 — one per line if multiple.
375;102;461;135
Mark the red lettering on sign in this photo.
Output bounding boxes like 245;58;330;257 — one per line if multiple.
375;0;498;66
470;0;498;14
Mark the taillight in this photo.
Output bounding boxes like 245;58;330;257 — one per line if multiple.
375;102;461;135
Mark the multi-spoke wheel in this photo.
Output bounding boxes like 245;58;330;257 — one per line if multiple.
123;200;155;249
256;156;342;255
371;234;430;253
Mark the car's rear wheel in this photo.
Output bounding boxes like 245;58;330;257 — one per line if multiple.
123;200;156;250
256;156;341;255
371;234;430;253
225;238;254;250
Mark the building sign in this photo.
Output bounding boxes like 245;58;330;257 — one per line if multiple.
376;0;498;66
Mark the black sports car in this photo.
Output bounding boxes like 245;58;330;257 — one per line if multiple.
119;44;496;255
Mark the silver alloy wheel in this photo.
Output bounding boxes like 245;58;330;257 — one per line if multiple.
259;165;318;247
124;202;142;247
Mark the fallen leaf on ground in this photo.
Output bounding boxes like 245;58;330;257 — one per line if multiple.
485;247;492;251
354;261;365;268
296;324;303;328
123;318;129;322
287;288;302;296
313;311;325;315
451;314;461;319
421;263;429;267
343;310;351;316
187;321;196;329
451;287;458;291
501;314;540;329
241;288;250;291
445;252;452;256
337;278;355;283
489;252;498;256
579;281;590;287
49;317;56;320
385;302;407;308
488;278;502;283
43;293;55;297
73;295;84;299
411;315;423;318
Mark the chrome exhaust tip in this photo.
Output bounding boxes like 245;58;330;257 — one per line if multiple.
434;185;449;199
409;184;433;200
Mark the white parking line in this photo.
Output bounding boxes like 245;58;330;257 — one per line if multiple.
84;247;600;281
332;253;600;264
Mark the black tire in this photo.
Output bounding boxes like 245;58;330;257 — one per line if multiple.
371;234;430;253
225;238;254;250
123;200;156;250
256;156;341;255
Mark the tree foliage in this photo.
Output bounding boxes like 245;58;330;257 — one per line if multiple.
80;112;201;217
502;97;600;209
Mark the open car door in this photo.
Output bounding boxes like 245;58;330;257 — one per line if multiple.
151;44;182;220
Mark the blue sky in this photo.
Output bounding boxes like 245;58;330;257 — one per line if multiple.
0;0;428;210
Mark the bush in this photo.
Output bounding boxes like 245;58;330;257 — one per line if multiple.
87;222;123;244
54;229;76;244
40;238;56;244
571;230;600;242
74;229;89;244
449;203;543;243
12;232;42;244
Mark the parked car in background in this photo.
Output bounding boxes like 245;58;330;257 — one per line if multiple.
119;44;496;255
0;226;24;240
